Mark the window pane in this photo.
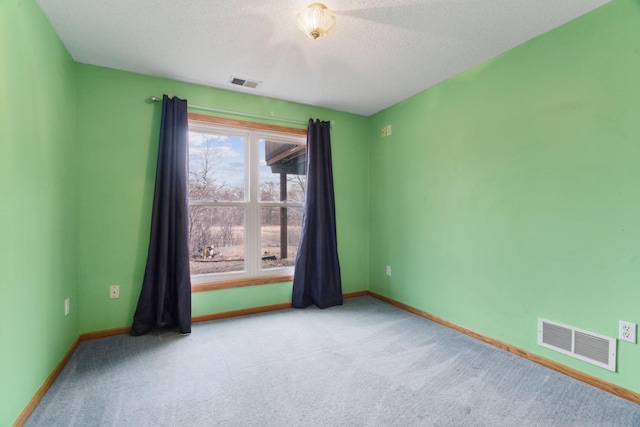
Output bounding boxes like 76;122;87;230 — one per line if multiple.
260;207;302;270
189;206;245;275
189;131;246;202
260;139;306;202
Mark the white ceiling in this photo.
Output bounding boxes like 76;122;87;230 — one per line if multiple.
36;0;610;116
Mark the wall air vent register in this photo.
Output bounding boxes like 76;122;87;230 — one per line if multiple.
538;318;616;372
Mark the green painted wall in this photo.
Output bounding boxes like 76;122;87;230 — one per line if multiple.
0;0;78;424
369;0;640;392
75;64;369;333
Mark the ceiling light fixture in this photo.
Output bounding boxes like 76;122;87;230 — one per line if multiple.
296;3;336;40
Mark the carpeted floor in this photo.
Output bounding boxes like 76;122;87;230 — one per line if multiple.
26;296;640;426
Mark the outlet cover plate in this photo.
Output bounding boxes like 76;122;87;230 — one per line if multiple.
619;320;636;343
110;285;120;299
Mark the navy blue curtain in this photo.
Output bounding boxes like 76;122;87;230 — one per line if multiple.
131;95;192;335
292;119;343;309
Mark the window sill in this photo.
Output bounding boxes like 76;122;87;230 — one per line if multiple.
191;275;294;293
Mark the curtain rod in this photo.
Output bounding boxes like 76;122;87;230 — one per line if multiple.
148;96;309;127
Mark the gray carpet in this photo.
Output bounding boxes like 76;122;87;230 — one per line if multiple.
26;296;640;426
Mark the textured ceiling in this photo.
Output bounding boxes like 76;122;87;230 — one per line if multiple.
36;0;610;116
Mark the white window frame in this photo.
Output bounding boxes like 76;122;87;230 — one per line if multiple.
188;119;306;286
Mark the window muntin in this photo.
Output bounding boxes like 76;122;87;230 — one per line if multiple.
188;122;305;284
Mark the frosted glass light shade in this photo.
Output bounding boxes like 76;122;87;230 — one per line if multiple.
296;3;336;40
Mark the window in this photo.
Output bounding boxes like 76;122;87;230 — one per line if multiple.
188;115;306;286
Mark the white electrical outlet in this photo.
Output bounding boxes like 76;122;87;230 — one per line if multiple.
619;320;636;343
386;266;391;276
386;125;392;136
64;298;69;316
110;285;120;299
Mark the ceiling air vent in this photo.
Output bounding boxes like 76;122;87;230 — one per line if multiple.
538;318;616;372
230;76;261;89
